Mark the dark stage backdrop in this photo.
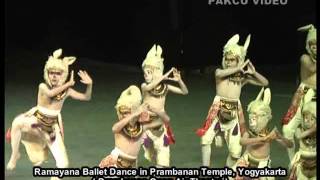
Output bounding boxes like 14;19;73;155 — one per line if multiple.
5;0;316;68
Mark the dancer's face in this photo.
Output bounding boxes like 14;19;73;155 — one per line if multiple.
143;67;153;83
224;53;239;68
309;39;317;60
48;69;63;87
248;108;269;133
302;111;316;129
118;106;132;120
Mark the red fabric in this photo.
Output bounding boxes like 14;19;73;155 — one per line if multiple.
237;105;247;136
196;102;220;137
99;155;117;168
239;123;247;136
196;100;246;137
164;122;175;145
59;123;64;140
282;87;305;125
234;159;249;180
5;128;11;143
282;106;299;125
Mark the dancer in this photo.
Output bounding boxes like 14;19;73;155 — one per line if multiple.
233;88;292;180
99;85;170;168
196;34;269;167
282;24;317;162
288;89;316;180
6;49;92;180
141;44;188;167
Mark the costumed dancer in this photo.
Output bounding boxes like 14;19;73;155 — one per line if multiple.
99;85;170;168
232;88;292;180
282;24;317;162
196;34;269;167
141;44;188;167
6;49;93;180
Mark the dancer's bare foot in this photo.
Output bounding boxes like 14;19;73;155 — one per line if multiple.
6;152;21;170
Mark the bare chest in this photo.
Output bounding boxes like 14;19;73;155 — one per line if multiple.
216;79;242;98
38;92;68;110
143;92;166;108
115;134;143;155
247;142;270;158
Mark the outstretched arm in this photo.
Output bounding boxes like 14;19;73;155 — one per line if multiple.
68;70;93;101
274;129;293;148
39;71;74;98
141;68;174;92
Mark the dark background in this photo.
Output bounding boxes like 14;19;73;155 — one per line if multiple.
5;0;316;69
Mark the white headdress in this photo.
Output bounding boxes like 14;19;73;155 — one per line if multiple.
222;34;251;68
142;44;164;74
247;87;272;131
115;85;142;117
44;49;76;87
297;24;317;59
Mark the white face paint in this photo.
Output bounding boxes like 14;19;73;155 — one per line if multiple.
309;39;317;60
302;111;316;129
143;67;153;83
48;69;63;87
248;109;269;133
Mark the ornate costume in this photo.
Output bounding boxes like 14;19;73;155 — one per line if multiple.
233;88;276;180
99;147;137;168
22;106;65;166
282;24;317;162
197;96;244;159
289;100;317;180
100;86;143;168
197;34;251;164
141;44;176;167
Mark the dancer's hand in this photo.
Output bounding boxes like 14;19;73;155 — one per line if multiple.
243;61;256;75
67;70;75;86
78;70;93;85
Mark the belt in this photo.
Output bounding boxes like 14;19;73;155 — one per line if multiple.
117;155;136;168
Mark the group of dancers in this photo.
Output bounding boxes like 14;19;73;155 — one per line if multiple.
5;24;316;180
